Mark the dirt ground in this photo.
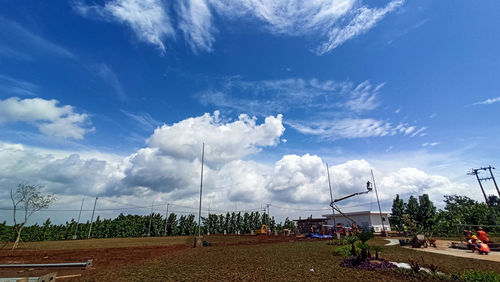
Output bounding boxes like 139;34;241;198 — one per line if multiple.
404;239;500;263
0;235;295;280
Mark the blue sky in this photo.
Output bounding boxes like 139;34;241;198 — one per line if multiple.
1;0;500;224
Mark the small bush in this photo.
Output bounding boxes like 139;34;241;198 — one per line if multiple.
451;270;500;282
334;245;360;257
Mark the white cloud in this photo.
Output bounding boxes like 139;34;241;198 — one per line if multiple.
96;64;127;101
0;113;475;225
473;97;500;106
177;0;216;52
75;0;174;53
422;142;439;147
199;77;381;115
147;111;285;166
316;0;404;54
0;75;38;96
0;16;76;60
287;118;398;140
0;97;93;139
74;0;403;54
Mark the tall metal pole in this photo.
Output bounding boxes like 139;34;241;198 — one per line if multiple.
147;201;154;237
87;197;98;239
371;170;386;235
326;164;338;236
474;170;489;204
488;166;500;198
198;143;205;237
164;203;169;236
74;199;84;239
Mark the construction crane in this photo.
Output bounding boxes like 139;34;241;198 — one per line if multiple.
329;181;373;225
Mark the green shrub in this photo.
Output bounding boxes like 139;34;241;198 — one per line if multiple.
451;270;500;282
334;244;360;257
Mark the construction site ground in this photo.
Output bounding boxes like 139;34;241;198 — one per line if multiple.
1;236;499;281
400;238;500;263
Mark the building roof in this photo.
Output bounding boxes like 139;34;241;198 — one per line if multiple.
322;211;391;217
293;218;326;222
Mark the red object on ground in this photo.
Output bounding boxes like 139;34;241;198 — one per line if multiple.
477;230;490;243
478;243;491;254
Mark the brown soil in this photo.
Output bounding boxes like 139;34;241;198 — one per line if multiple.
0;235;300;280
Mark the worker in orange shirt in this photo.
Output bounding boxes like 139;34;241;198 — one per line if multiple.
476;227;490;243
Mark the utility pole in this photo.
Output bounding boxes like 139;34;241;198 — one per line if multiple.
87;197;98;239
468;167;498;204
147;200;154;237
267;203;270;226
197;143;205;238
164;203;169;236
326;163;338;238
74;199;84;239
487;166;500;198
371;169;386;235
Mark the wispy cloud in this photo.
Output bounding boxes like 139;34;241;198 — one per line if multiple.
473;97;500;106
177;0;215;52
121;110;161;131
0;16;76;60
74;0;174;54
198;77;382;116
422;142;439;147
74;0;404;55
316;0;404;54
287;118;421;140
96;64;127;101
0;75;38;96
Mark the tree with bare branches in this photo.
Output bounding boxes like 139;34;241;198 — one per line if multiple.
10;184;55;250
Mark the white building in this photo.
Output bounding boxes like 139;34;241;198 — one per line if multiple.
323;211;391;233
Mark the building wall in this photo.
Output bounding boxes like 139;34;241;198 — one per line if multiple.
325;212;391;232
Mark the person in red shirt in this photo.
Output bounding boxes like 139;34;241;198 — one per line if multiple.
476;227;490;243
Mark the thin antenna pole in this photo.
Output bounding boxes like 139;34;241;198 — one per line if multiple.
74;199;84;239
87;197;98;239
198;143;205;237
371;169;386;235
326;164;337;233
488;166;500;198
164;203;169;236
147;200;154;237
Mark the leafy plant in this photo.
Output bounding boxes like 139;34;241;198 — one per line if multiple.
408;258;421;273
333;245;360;257
370;246;382;260
356;230;374;244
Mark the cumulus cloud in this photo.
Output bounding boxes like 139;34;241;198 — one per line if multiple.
74;0;403;54
147;111;284;165
0;112;468;225
0;97;94;139
74;0;175;53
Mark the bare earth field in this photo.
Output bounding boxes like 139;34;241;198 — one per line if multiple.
1;236;499;281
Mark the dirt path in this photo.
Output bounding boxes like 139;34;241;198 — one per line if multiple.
406;239;500;263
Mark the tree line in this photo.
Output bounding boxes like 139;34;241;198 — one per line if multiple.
0;211;297;242
390;193;500;237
